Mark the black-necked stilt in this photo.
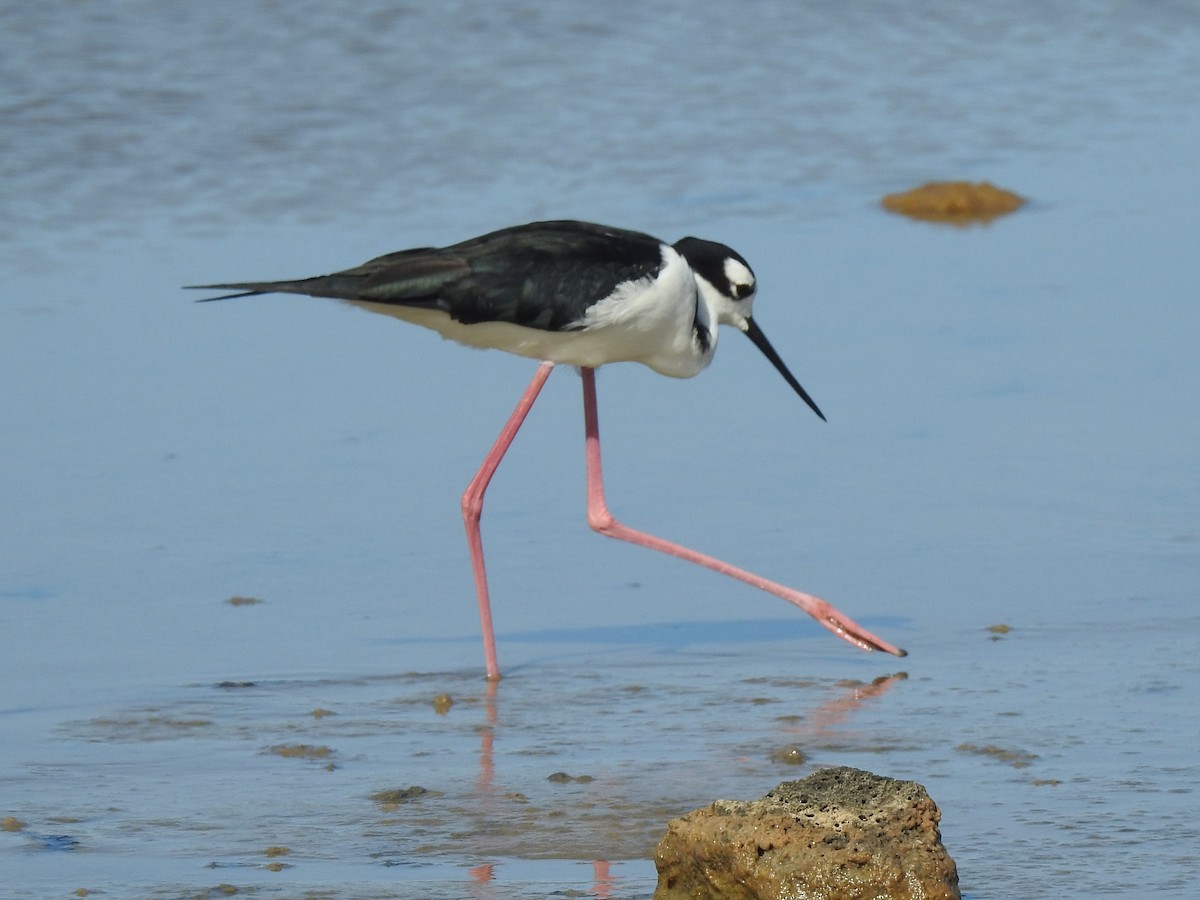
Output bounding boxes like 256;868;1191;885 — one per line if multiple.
190;220;905;678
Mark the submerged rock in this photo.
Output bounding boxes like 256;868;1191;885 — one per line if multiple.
653;766;959;900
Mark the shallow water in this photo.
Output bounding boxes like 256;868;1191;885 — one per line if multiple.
3;2;1199;897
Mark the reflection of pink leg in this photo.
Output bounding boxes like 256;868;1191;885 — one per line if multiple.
462;361;555;680
580;367;906;657
592;859;614;898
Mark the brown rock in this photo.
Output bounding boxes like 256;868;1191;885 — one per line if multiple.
654;766;960;900
881;180;1024;224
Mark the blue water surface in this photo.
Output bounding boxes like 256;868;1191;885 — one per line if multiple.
2;2;1198;897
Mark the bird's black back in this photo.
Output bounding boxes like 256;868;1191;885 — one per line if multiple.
315;221;668;332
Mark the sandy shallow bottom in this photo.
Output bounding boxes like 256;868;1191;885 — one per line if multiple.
5;602;1197;898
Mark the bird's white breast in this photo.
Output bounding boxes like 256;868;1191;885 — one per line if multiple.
562;245;712;377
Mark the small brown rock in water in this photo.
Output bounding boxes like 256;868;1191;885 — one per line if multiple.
370;786;436;806
882;180;1024;224
269;744;333;760
226;595;263;606
654;766;960;900
546;771;596;784
769;744;808;766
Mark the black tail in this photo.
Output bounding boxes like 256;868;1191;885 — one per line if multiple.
187;286;267;302
186;250;467;307
184;280;324;302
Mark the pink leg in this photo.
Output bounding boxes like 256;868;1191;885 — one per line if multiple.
463;361;555;680
580;367;906;657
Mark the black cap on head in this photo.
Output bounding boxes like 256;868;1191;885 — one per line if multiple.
673;237;753;300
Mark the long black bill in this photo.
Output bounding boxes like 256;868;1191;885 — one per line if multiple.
744;317;826;421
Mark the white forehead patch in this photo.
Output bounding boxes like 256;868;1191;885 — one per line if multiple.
723;257;755;295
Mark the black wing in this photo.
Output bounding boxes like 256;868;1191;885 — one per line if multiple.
188;220;667;333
